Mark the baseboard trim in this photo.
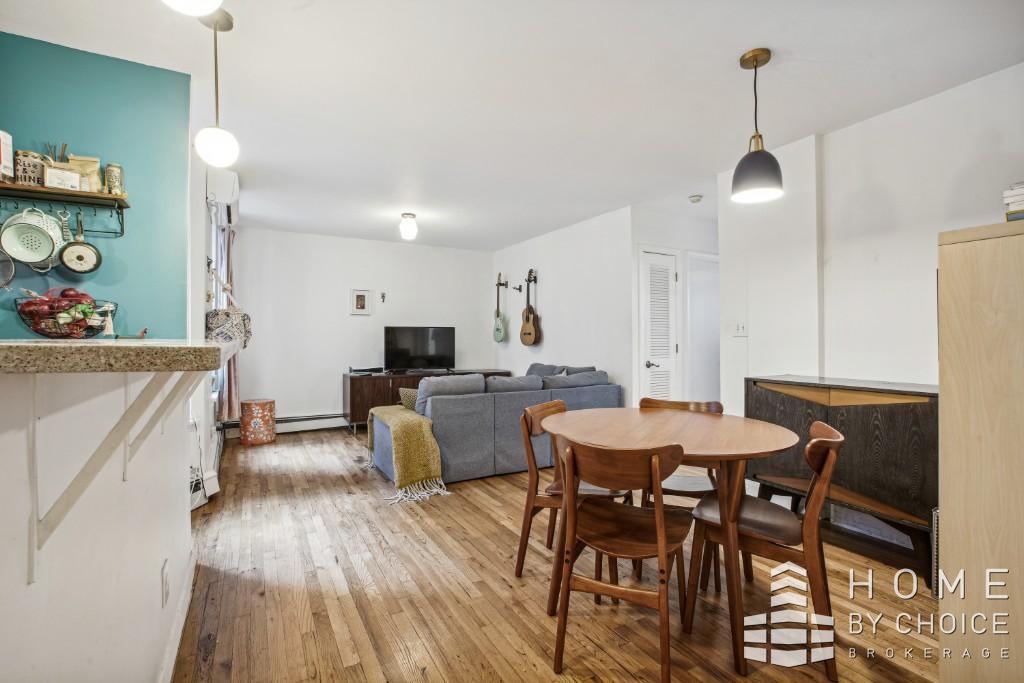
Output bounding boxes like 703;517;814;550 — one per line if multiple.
219;412;348;429
221;413;349;438
157;550;197;683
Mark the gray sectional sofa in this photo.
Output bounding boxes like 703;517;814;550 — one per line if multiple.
371;372;623;484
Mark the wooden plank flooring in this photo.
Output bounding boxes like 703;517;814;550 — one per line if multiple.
173;430;938;682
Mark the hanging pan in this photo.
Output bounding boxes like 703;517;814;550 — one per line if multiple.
0;251;14;290
59;211;102;274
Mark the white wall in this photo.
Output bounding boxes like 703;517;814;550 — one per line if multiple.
0;373;194;682
717;61;1024;409
822;61;1024;384
492;207;636;400
234;227;493;418
717;135;822;413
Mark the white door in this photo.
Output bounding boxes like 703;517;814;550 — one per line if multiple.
686;253;721;401
639;250;678;400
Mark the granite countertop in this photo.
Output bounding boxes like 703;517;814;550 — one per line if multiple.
747;374;938;396
0;338;241;374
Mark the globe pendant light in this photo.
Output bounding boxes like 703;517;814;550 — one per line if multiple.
195;10;240;168
731;48;783;204
399;213;419;240
162;0;223;16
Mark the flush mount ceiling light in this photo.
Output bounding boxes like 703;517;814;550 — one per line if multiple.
194;10;240;168
161;0;223;17
399;213;418;240
731;48;784;204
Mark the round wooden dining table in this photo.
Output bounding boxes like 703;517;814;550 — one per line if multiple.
542;407;799;676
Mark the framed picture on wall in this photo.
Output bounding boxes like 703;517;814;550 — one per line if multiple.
350;289;372;315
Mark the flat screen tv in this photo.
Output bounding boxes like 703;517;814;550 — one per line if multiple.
385;326;455;370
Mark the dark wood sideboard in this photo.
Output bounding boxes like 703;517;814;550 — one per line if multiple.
745;375;938;585
343;369;512;430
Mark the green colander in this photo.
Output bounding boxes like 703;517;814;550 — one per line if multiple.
0;223;55;264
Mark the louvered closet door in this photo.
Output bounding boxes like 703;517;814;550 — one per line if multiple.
639;250;678;401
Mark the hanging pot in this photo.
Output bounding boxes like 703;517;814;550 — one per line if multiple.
59;211;102;274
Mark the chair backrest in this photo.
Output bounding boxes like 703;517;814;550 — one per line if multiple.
520;400;567;493
639;397;724;414
800;421;844;535
563;438;685;493
561;438;685;563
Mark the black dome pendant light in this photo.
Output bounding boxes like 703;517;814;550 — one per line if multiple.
731;48;784;204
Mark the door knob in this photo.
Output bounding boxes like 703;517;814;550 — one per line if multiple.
645;360;660;368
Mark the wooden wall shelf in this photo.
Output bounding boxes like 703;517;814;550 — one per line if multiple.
0;181;129;237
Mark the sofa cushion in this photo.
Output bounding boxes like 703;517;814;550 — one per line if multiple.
415;373;485;414
398;387;418;411
565;366;597;375
542;370;609;389
426;393;496;482
525;362;561;377
486;375;543;393
550;384;623;410
493;389;553;474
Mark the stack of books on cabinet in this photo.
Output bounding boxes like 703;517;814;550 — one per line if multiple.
1006;181;1024;222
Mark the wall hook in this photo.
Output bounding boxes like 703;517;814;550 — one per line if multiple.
380;292;386;303
512;284;522;293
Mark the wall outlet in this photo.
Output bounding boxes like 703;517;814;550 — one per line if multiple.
160;559;170;608
733;321;749;338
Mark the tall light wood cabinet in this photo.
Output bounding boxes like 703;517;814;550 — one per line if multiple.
938;222;1024;681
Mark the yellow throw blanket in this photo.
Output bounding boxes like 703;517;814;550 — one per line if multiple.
368;405;448;502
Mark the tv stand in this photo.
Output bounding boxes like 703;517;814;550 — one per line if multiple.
342;369;511;432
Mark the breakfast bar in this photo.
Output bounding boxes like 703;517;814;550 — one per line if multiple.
0;339;239;584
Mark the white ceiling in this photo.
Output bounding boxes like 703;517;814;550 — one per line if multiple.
5;1;1024;249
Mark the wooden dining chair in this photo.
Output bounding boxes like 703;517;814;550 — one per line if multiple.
636;397;735;588
514;400;631;578
683;421;844;682
552;438;692;683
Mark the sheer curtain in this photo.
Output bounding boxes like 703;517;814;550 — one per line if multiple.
210;200;240;422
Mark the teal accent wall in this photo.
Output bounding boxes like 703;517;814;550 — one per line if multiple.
0;32;190;339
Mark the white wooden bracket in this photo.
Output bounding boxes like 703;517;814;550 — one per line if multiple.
26;370;206;584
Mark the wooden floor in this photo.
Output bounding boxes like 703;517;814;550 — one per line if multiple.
173;430;938;682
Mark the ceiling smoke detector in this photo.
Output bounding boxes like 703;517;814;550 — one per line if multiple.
688;194;703;204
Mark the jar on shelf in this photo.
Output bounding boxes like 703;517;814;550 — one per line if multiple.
104;163;124;196
15;150;45;186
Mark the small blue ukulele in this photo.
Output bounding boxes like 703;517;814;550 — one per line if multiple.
493;273;508;342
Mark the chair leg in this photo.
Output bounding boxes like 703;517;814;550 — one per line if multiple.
624;490;634;506
712;542;722;593
742;551;754;583
805;545;838;682
633;558;644;581
657;560;672;683
594;551;604;605
675;546;686;623
553;541;581;673
545;507;557;549
683;522;705;633
515;499;537;578
608;555;619;604
547;506;567;616
699;540;712;592
640;488;650;508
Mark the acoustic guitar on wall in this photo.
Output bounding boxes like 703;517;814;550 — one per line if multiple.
493;273;508;342
519;269;540;346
